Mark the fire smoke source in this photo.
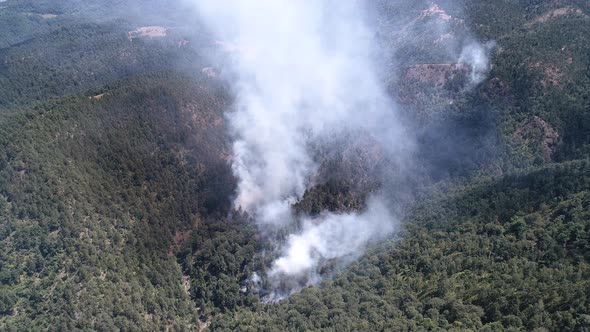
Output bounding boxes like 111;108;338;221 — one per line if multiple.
460;41;495;86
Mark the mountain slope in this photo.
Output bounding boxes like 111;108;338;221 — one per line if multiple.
202;161;590;331
0;72;232;330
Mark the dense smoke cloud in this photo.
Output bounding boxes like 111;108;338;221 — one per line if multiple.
188;0;405;293
267;197;395;287
187;0;491;296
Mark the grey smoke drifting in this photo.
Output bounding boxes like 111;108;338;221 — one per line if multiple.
187;0;490;295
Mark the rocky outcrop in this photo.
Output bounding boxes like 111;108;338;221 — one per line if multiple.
529;6;587;26
128;26;170;40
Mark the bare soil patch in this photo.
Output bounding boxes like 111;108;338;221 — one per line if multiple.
128;26;169;40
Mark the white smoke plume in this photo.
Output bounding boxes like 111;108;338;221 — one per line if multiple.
459;41;495;86
187;0;405;292
268;197;395;280
186;0;491;296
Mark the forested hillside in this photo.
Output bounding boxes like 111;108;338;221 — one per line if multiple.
0;72;235;330
0;0;589;331
208;161;590;331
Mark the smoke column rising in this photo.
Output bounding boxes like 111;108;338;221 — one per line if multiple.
268;197;395;283
189;0;408;294
460;41;495;86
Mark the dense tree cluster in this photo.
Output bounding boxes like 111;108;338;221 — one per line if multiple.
198;161;590;331
0;72;232;330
